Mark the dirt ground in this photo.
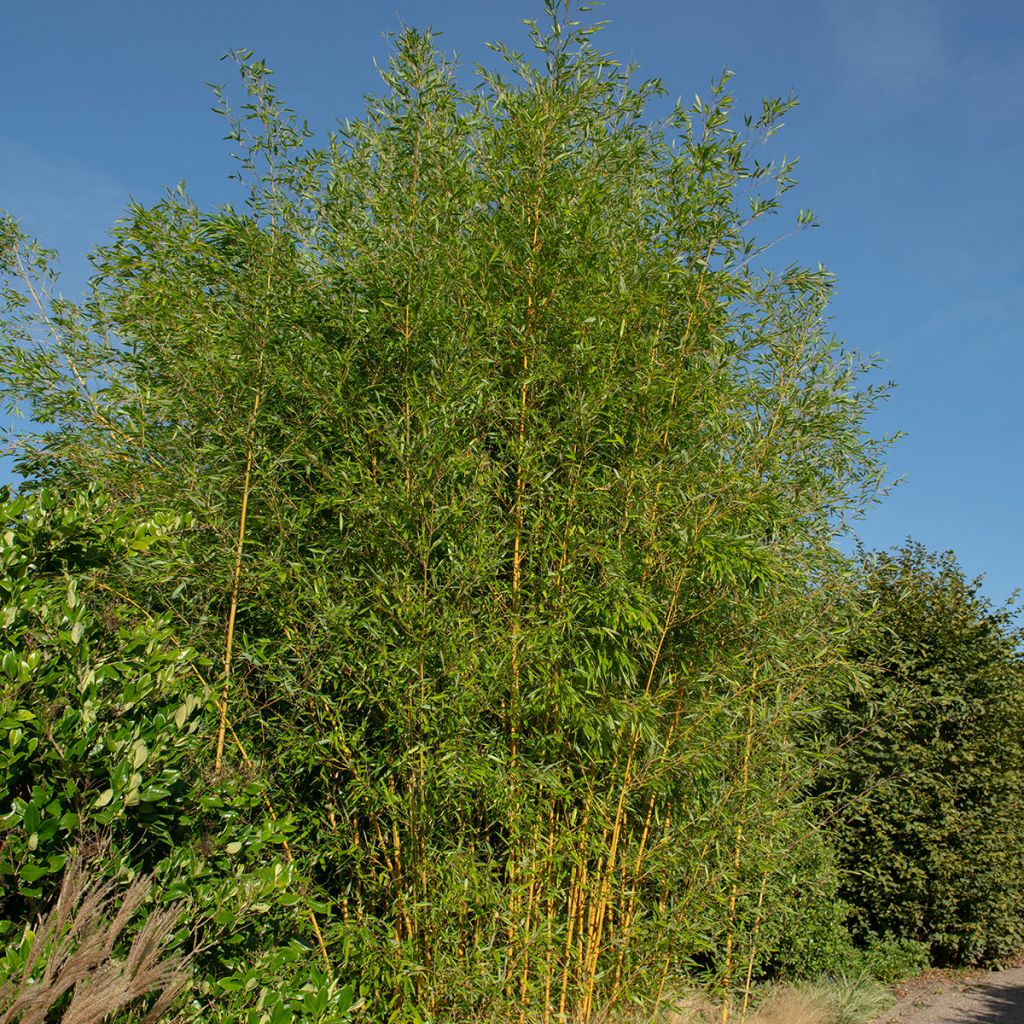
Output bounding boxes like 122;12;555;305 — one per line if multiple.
877;965;1024;1024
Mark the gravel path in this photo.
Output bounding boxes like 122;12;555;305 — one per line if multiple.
877;967;1024;1024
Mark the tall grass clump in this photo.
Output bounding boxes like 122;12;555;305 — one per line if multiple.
634;975;890;1024
0;3;889;1019
0;853;190;1024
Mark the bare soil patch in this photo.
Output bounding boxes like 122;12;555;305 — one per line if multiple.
877;963;1024;1024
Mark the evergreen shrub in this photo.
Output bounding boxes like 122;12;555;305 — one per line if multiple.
820;542;1024;965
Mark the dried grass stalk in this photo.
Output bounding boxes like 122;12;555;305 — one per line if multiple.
609;987;831;1024
0;853;191;1024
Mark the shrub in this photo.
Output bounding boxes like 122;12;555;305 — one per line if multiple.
855;935;929;984
0;489;354;1023
753;828;858;981
0;488;201;926
818;542;1024;965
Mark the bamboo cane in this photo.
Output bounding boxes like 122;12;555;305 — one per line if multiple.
215;236;277;775
721;672;758;1024
740;873;768;1023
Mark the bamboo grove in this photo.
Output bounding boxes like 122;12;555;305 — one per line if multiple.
0;4;901;1021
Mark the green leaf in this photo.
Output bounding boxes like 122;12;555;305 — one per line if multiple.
18;861;50;882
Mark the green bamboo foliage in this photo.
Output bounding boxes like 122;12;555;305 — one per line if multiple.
0;4;888;1020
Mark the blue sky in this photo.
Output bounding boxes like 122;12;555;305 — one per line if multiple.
3;0;1022;604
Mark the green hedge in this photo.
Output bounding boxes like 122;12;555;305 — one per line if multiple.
819;542;1024;965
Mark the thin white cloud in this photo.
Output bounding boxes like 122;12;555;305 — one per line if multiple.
0;137;127;242
827;0;946;91
0;137;131;292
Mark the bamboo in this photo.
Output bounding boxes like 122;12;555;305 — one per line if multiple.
740;873;768;1023
580;853;602;1002
658;244;714;451
518;822;542;1024
543;813;557;1024
721;830;742;1024
611;788;659;994
559;795;592;1021
721;672;758;1024
558;868;577;1021
215;239;276;775
372;816;412;944
12;247;156;467
507;117;549;1007
580;569;685;1020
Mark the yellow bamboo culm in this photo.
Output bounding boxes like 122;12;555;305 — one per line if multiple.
518;821;543;1024
542;810;557;1024
722;673;759;1024
721;824;743;1024
215;241;275;775
559;798;592;1022
578;574;684;1021
214;373;261;775
611;789;659;996
740;874;769;1023
558;870;577;1020
577;851;599;998
507;144;545;1010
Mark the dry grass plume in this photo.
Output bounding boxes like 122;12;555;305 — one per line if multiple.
653;986;832;1024
0;852;191;1024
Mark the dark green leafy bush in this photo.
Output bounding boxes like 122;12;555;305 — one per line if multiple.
0;488;200;923
820;542;1024;965
0;489;357;1023
855;935;930;984
753;825;858;981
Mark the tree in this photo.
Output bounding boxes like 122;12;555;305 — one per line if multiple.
821;541;1024;965
1;4;888;1018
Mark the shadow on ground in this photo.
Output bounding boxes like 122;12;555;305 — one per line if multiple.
935;980;1024;1024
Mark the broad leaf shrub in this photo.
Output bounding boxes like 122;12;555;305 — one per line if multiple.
751;827;928;984
818;542;1024;966
749;821;858;981
0;488;199;919
0;489;356;1023
1;4;891;1019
